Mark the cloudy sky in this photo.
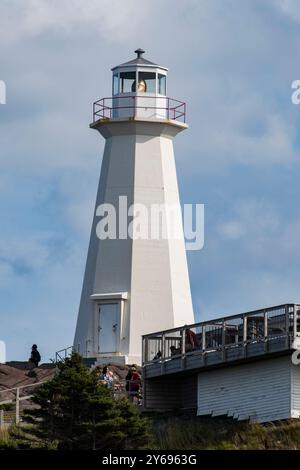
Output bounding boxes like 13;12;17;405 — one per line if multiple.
1;0;300;361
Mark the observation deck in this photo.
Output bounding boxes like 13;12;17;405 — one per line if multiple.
142;303;300;379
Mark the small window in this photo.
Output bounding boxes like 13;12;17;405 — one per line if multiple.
158;74;166;95
137;72;156;93
120;71;136;93
113;73;119;95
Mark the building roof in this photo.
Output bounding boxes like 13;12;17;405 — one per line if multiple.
111;48;168;71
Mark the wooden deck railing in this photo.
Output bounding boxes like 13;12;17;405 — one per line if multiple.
142;304;300;368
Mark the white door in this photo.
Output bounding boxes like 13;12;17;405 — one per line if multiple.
98;303;119;353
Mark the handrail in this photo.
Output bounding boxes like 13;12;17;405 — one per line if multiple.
92;95;186;123
142;303;300;366
142;303;298;338
0;381;47;395
158;332;290;361
55;345;73;363
0;380;48;393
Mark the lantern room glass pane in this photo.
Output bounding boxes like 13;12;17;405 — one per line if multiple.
120;71;136;93
113;73;119;95
138;72;156;93
158;74;166;95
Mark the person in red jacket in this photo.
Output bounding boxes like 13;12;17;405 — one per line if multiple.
129;366;142;404
185;328;200;352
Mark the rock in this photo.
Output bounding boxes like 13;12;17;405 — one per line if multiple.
0;363;56;410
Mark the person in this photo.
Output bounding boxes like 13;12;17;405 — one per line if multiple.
129;366;142;404
29;344;41;367
99;366;113;389
153;350;162;361
170;345;181;356
125;367;132;394
185;328;200;352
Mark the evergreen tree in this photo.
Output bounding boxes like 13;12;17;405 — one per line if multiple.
22;353;151;450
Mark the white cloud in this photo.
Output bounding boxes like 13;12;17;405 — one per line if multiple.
181;74;298;173
58;172;97;238
274;0;300;23
218;221;246;241
1;0;300;360
218;199;279;240
216;198;300;268
0;233;57;274
0;0;150;44
0;263;15;289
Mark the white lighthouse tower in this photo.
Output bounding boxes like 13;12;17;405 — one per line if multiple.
74;49;194;365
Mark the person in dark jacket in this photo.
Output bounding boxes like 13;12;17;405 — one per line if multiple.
125;368;132;393
29;344;41;367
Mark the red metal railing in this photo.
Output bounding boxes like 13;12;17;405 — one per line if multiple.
92;95;186;123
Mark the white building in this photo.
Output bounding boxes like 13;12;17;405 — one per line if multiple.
74;49;194;365
142;303;300;423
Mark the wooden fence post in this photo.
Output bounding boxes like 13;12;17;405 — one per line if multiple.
0;409;4;429
15;387;20;425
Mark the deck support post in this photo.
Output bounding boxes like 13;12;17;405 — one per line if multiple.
161;334;166;360
161;334;166;374
243;315;247;358
222;319;226;361
264;310;268;353
181;328;186;355
181;328;186;370
294;305;298;340
285;305;290;348
202;325;206;365
143;337;149;365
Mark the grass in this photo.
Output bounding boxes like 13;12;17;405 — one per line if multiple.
0;425;58;450
149;413;300;450
0;427;18;449
2;414;300;450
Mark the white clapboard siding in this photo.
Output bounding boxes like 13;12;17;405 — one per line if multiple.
197;356;295;423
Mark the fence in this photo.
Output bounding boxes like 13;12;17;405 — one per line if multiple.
142;304;300;366
0;375;143;429
0;381;47;428
0;410;16;428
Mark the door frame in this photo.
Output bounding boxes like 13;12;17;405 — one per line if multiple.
90;292;128;356
97;302;120;353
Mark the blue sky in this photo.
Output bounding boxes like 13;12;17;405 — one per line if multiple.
1;0;300;361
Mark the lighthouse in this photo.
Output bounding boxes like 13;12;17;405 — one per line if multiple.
74;49;194;365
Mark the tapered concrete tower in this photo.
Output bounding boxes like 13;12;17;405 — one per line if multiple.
74;49;194;364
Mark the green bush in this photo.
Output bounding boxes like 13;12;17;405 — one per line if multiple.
15;353;151;450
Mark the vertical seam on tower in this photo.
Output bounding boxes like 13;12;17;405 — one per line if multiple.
127;133;136;356
160;135;176;320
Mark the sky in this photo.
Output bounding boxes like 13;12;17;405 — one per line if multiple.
1;0;300;362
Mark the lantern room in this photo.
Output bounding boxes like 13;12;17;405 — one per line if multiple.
110;48;168;119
